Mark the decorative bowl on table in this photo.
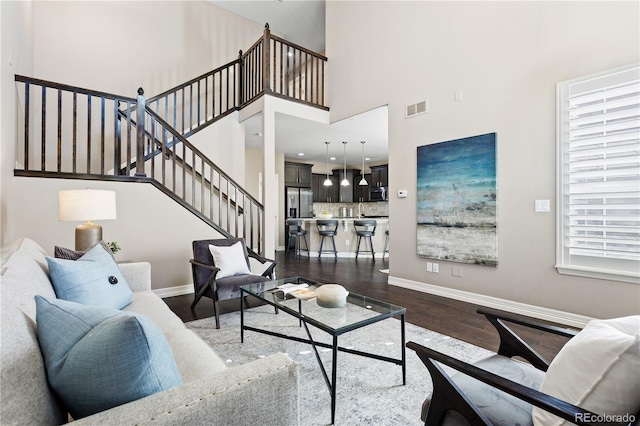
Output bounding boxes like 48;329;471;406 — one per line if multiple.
316;284;349;308
317;212;333;219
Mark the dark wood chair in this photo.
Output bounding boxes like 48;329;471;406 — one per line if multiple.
190;238;277;329
286;219;309;258
407;309;640;426
354;219;377;259
317;219;339;259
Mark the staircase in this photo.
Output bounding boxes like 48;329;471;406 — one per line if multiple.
13;24;327;255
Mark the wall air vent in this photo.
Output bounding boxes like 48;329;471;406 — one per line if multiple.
405;100;428;118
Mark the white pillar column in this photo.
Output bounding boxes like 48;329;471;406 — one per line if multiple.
261;98;277;257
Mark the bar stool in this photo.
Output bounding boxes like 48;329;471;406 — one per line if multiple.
286;219;309;258
354;219;377;260
383;229;389;259
316;219;339;259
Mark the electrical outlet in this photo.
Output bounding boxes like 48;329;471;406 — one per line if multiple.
433;263;439;273
345;239;350;246
427;262;433;272
452;266;462;277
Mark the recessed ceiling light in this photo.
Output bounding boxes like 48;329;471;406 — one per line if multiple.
298;153;304;156
365;157;371;161
330;157;336;161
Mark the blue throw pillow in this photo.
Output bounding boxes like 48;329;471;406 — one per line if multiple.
46;243;132;309
35;296;182;419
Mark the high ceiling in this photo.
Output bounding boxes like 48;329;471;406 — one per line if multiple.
210;0;389;166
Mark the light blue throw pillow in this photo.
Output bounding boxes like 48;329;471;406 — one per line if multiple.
35;296;183;419
46;243;132;309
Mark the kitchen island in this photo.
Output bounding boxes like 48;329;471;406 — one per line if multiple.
288;217;389;258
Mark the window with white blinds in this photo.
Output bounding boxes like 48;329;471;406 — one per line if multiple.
556;64;640;284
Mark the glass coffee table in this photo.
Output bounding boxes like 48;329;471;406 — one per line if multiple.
240;276;406;425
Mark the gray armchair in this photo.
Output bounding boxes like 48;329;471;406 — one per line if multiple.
190;238;276;328
408;309;640;425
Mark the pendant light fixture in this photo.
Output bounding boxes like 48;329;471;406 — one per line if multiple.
323;142;332;186
359;141;368;185
341;141;350;186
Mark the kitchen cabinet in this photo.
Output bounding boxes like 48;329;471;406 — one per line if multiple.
370;165;388;188
285;162;312;188
353;173;371;202
312;174;339;202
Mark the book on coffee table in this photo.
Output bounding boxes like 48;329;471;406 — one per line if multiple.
289;288;317;300
274;283;317;300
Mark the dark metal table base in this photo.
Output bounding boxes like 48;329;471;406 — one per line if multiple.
240;291;406;425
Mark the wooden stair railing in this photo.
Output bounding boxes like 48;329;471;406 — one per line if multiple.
14;75;139;177
14;76;263;252
13;23;328;254
116;107;248;216
117;23;328;186
241;24;328;109
144;59;241;141
141;106;263;248
125;24;328;143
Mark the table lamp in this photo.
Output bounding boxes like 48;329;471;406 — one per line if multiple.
58;189;117;251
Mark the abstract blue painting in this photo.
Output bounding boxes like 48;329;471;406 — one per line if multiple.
417;133;497;266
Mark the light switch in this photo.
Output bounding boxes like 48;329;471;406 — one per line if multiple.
535;200;550;212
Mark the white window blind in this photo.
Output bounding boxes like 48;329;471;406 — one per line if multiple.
557;64;640;283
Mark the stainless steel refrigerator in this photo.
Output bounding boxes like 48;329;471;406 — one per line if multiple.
286;187;313;218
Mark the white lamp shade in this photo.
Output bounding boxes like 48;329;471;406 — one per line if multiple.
59;189;117;222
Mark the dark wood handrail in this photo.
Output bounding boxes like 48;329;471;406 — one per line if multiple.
241;37;264;60
270;34;328;61
15;75;137;102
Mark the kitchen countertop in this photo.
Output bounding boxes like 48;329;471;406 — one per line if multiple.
285;218;388;258
298;216;389;221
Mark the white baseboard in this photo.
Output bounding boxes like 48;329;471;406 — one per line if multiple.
154;284;194;298
388;275;593;328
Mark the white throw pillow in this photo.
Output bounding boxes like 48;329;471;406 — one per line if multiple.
532;316;640;426
208;242;250;279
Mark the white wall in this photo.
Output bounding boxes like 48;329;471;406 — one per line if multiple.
1;0;33;243
31;1;263;97
326;1;640;319
188;111;246;186
11;177;219;291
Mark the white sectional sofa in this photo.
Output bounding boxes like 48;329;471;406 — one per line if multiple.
0;237;299;425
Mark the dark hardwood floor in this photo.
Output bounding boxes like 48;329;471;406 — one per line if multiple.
163;251;573;361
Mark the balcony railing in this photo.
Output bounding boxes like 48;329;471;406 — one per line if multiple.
241;24;328;108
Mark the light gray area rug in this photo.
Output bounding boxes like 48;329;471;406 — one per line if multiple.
186;304;492;426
